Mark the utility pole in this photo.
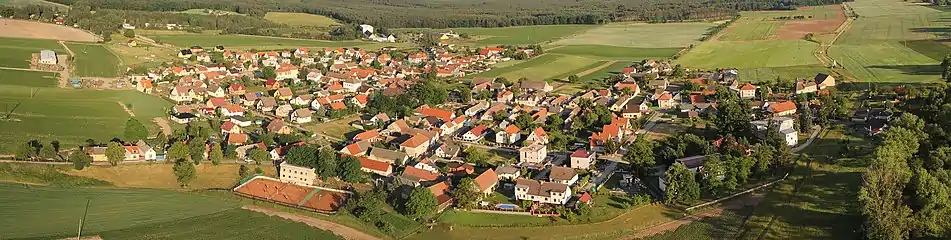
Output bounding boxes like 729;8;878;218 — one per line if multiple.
76;199;90;239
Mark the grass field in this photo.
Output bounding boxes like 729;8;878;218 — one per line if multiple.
472;54;602;81
836;13;948;45
738;65;833;83
0;84;172;153
848;0;941;17
65;43;122;77
829;41;942;83
736;128;866;239
0;68;58;87
265;12;341;27
439;194;642;228
97;208;343;239
547;45;682;60
65;164;277;190
641;207;753;240
0;36;66;68
146;34;370;50
306;114;360;140
718;21;783;41
552;22;717;48
107;34;179;69
676;40;820;69
446;25;595;45
578;61;632;82
0;163;110;187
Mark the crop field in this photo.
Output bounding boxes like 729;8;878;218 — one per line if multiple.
97;209;343;239
146;34;369;49
641;208;752;240
737;65;833;83
265;12;341;27
847;0;941;17
836;13;949;45
553;22;717;48
0;36;66;68
472;54;602;81
829;42;941;83
447;25;595;45
0;83;171;153
0;69;58;87
65;43;122;77
717;21;783;41
65;164;277;190
107;34;179;68
547;45;681;60
717;5;845;41
0;182;238;239
0;19;99;42
676;40;820;69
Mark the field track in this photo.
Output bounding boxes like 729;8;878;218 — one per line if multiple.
243;205;381;240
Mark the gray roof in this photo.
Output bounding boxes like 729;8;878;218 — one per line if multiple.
548;166;577;182
369;147;408;163
40;50;56;61
495;166;520;175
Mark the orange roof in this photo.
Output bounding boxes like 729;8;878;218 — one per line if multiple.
473;169;498;192
532;127;548;139
657;92;673;101
400;134;429;148
123;146;140;154
140;79;153;89
688;78;705;86
224;104;243;113
739;83;757;91
504;124;520;134
353;129;380;141
579;192;593;203
428;181;452;204
359;157;392;173
228;133;248;144
330;102;347;110
354;94;369;104
769;101;797;113
402;166;440;181
689;94;705;104
418;106;453;121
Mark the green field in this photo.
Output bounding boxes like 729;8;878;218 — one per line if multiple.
446;25;595;45
548;45;681;60
471;54;602;81
553;22;716;48
579;61;632;82
65;43;122;77
146;34;370;49
98;209;343;239
718;21;783;41
676;40;820;69
0;37;66;68
738;65;833;83
829;41;943;83
0;68;58;87
641;208;752;240
847;0;941;17
265;12;341;27
836;13;948;45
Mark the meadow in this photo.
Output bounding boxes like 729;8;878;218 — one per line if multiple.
146;33;370;50
548;45;681;60
65;43;122;77
553;22;717;48
65;164;278;190
107;34;180;69
97;209;343;239
446;25;595;45
829;41;942;83
0;68;58;87
471;54;603;81
717;21;782;41
0;36;66;68
847;0;941;17
676;40;820;69
265;12;341;27
737;65;833;83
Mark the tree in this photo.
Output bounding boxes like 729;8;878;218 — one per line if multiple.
316;148;338;178
69;150;92;170
238;164;250;178
339;156;365;182
404;187;438;220
625;137;656;177
123;29;135;38
664;162;700;204
464;147;490;165
799;103;813;133
105;142;125;166
188;138;206;164
173;159;197;187
15;142;34;160
249;148;269;165
209;142;223;165
39;144;59;160
167;141;188;161
285;146;317;167
124;117;148;141
701;155;726;196
568;75;580;83
714;100;753;137
261;66;277;80
453;177;480;209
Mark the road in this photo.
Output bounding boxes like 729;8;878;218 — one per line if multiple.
457;141;518;154
243;205;381;240
635;112;665;135
582;160;617;192
791;126;823;153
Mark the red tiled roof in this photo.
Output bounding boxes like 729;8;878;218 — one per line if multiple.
353;130;379;141
571;149;592;158
418;106;453;121
579;192;593;203
401;134;429;148
359;157;392;173
769;101;797;113
473;169;498;192
504;124;520;134
468;125;488;136
739;83;757;91
228;133;248;144
402;166;440;181
330;102;347;110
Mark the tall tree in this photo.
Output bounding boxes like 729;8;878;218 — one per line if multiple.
625;137;657;177
316;148;338;178
15;142;34;160
339;156;365;182
124;118;149;141
69;150;92;170
701;155;726;196
105;141;125;166
188;138;206;164
39;143;59;160
404;187;438;220
173;159;197;187
284;146;317;167
249;148;269;165
209;142;223;165
167;141;188;162
453;177;480;209
664;162;700;204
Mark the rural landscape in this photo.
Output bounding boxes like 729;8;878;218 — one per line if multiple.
0;0;949;239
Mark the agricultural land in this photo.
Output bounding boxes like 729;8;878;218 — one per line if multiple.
65;42;123;77
0;18;99;42
144;33;386;50
0;37;66;69
265;12;341;27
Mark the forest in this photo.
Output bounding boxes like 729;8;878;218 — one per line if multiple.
45;0;853;28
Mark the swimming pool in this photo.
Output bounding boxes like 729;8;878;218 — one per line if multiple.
495;203;518;210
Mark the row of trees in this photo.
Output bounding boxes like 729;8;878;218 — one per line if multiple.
282;145;366;183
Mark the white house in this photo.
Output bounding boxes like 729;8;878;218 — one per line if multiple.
519;143;547;165
548;166;579;186
514;179;571;205
462;125;488;141
279;162;317;187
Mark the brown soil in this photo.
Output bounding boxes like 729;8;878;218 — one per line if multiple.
774;5;847;40
0;19;100;42
153;117;172;136
575;60;620;77
242;205;381;240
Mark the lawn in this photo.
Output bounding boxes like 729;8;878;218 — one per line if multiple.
836;13;949;45
97;209;343;240
471;54;602;81
828;41;942;83
578;61;633;82
64;164;277;190
265;12;341;27
0;36;66;68
107;34;180;68
552;22;717;48
641;207;753;240
717;20;783;41
0;84;172;154
146;34;369;50
65;43;122;77
547;45;682;60
438;210;552;227
676;40;820;69
736;128;867;239
0;182;238;239
0;163;110;187
0;68;58;87
737;65;833;83
447;25;595;45
306;114;361;140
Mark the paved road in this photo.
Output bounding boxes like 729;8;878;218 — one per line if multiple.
635;112;664;135
582;160;617;192
791;126;823;153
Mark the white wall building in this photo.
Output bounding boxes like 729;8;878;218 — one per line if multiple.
279;162;317;187
514;179;571;205
39;50;57;65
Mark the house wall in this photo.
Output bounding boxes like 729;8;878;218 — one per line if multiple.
571;156;594;169
280;163;318;186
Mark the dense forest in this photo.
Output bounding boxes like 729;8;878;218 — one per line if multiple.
858;86;951;239
45;0;853;28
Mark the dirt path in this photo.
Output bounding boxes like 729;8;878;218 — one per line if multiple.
117;101;135;117
57;41;74;88
152;117;172;136
242;205;381;240
575;60;619;77
623;193;765;239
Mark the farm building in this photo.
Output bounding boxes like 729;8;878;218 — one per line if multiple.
39;50;57;65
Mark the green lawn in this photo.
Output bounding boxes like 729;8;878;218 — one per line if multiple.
0;36;66;68
265;12;341;27
0;68;58;87
676;40;820;69
641;207;753;240
548;45;682;60
0;163;111;187
439;210;552;227
552;22;717;48
447;25;595;45
836;13;948;45
471;54;602;81
578;61;632;82
736;128;867;239
98;209;343;240
65;43;122;77
146;34;369;50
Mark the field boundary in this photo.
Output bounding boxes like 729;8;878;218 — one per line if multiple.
242;205;381;240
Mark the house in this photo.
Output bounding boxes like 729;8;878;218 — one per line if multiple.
462;125;488;141
229;116;254;127
359;157;393;176
122;145;141;160
399;166;441;187
434;142;461;159
221;104;244;117
519;80;553;92
368;147;409;164
228;133;249;146
291;108;313;124
221;121;242;135
135;140;157;160
275;87;294;101
353;129;382;143
265;119;292;134
170;112;197;124
656;92;675;109
85;147;108;162
446;162;475;176
279;162;317;186
514;179;571;205
570;149;596;170
780;128;798;146
170;86;195;102
495;124;521;144
275;105;294;118
340;140;372;156
495;166;521;180
767;101;797;116
400;134;431;158
548;166;579;186
473;169;499;195
291;94;314;106
815;73;836;89
257;97;278;112
414;158;440;173
795;81;818;95
136;79;153;93
519;143;548;165
525;127;550;145
428;180;454;212
738;83;757;99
